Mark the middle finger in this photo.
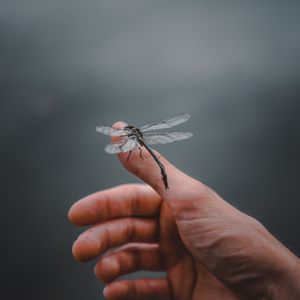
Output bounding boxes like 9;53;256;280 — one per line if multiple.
72;217;158;262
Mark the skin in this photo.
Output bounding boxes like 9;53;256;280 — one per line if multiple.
68;122;300;300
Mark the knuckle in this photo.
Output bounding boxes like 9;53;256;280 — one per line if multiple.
125;218;136;242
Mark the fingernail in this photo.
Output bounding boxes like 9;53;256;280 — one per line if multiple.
103;286;109;298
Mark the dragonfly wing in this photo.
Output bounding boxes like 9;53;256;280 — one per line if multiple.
140;114;190;132
96;126;128;136
120;137;138;152
104;137;138;154
143;132;193;145
105;140;126;154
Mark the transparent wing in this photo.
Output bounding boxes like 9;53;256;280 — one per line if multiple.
140;114;191;132
143;132;193;145
104;137;138;154
105;140;126;154
96;126;129;136
120;137;138;152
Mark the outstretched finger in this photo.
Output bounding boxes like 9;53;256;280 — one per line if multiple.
68;184;161;226
95;243;163;283
103;278;173;300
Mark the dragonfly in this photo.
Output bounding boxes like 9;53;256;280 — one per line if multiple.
96;114;193;189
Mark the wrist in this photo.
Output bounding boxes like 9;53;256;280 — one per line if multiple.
211;217;300;300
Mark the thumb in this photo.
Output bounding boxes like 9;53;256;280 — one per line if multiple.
111;121;205;203
111;121;243;245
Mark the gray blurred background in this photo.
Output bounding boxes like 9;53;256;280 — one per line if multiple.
1;1;300;299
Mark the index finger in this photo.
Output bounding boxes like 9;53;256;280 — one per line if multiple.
68;184;162;226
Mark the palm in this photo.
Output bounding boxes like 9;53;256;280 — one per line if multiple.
158;201;237;300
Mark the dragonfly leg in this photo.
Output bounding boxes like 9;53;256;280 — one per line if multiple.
139;147;144;160
126;151;132;162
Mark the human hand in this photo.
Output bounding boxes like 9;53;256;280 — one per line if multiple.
68;122;300;300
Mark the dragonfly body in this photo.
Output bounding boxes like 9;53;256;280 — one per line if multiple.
96;114;193;189
124;125;144;144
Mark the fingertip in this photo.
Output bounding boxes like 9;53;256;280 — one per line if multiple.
68;201;89;226
68;203;79;225
71;240;81;262
103;281;129;300
102;286;110;298
72;235;100;262
95;257;119;283
112;121;127;130
67;205;74;223
111;121;127;143
72;239;87;262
